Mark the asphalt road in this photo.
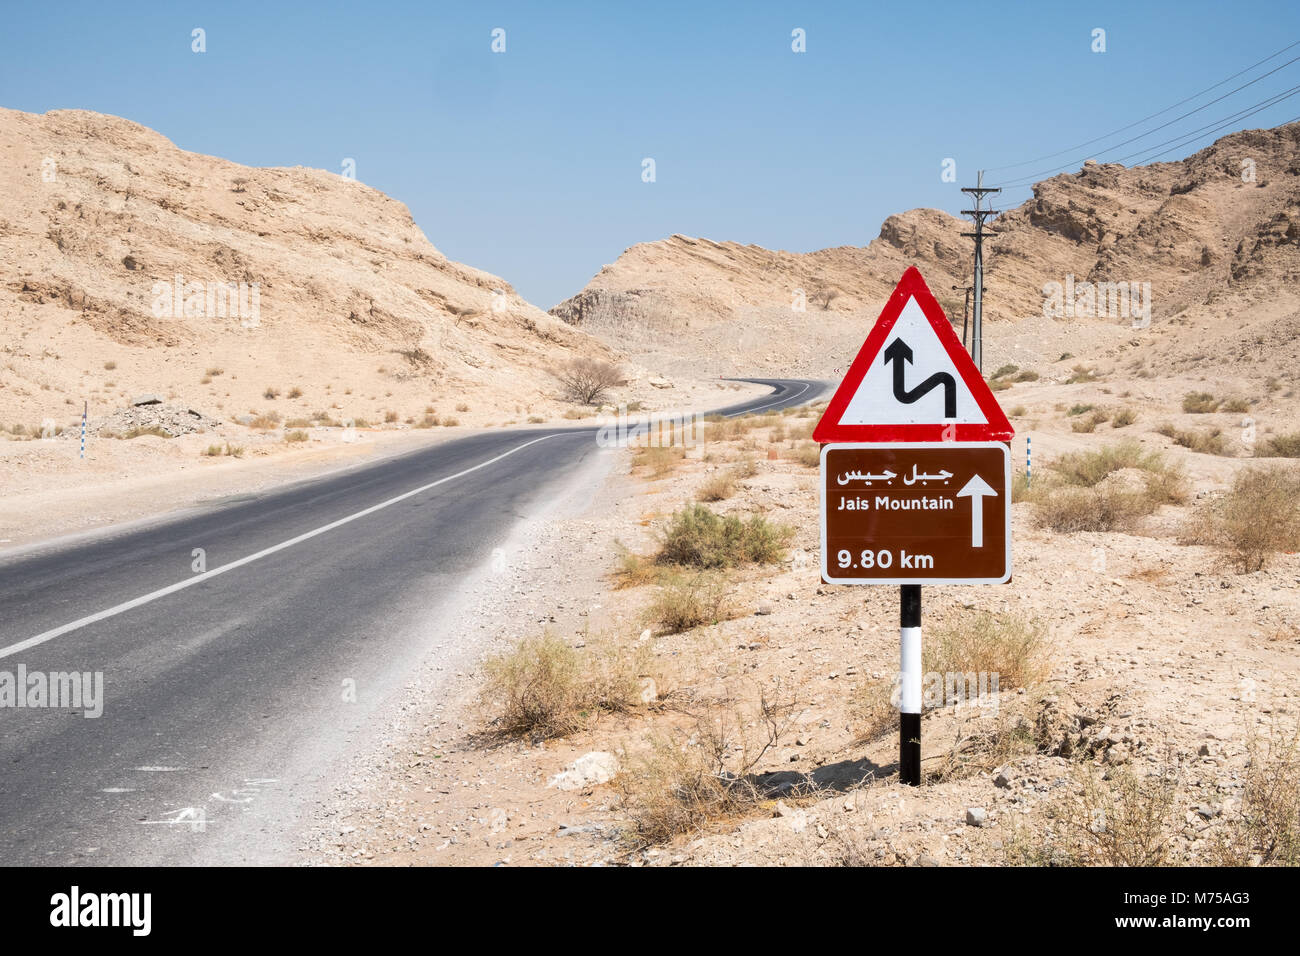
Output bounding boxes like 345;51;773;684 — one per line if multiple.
0;378;823;865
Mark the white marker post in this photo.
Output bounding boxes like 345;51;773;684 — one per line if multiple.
900;584;922;785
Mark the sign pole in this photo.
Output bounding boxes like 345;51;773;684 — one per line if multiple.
81;400;87;460
899;584;922;786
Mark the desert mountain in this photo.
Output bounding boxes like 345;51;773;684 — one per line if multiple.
552;122;1300;382
0;107;624;430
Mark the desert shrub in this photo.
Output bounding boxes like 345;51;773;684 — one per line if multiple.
1067;365;1099;383
633;445;686;477
1067;403;1095;416
1034;484;1155;533
1182;465;1300;571
696;472;736;502
103;361;116;370
248;413;280;430
1222;397;1250;413
456;402;470;412
614;543;661;588
1212;723;1300;865
284;417;312;428
616;689;797;845
791;440;821;467
440;416;459;427
479;632;650;741
556;357;623;404
1071;410;1109;433
656;504;793;568
202;444;222;456
1015;369;1039;382
1012;757;1183;866
1182;391;1221;413
284;429;309;443
853;679;898;743
288;386;303;399
1111;407;1137;427
263;387;280;400
384;410;398;423
1260;433;1300;457
731;456;759;478
415;414;439;428
992;364;1019;379
646;572;730;634
1050;440;1176;489
1010;405;1027;417
122;425;172;439
923;611;1050;692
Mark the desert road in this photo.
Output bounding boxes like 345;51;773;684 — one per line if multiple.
0;378;823;865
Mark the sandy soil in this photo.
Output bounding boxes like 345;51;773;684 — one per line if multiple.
297;371;1300;867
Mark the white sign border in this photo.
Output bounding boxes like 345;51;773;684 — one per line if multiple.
819;440;1012;586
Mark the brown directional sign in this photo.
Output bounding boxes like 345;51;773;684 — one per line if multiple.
820;442;1010;585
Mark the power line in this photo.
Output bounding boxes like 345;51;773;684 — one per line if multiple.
995;81;1300;188
990;51;1300;187
984;39;1300;174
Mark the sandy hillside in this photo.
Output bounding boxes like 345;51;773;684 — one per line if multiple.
0;107;692;437
551;123;1300;385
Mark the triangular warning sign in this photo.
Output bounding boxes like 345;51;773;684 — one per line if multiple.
814;267;1014;443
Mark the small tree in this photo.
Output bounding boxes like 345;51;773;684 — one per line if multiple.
557;357;622;405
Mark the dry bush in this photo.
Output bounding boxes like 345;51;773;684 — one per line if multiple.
1051;440;1165;486
923;611;1050;691
416;413;439;428
1260;432;1300;457
284;417;312;428
1181;465;1300;572
284;429;309;442
616;687;798;845
1212;723;1300;865
785;419;815;440
201;444;222;457
1071;410;1109;433
613;543;662;589
248;412;280;430
769;422;786;443
1033;484;1154;533
1112;407;1137;427
696;471;736;502
479;631;652;741
646;571;730;634
456;402;470;412
1014;756;1184;866
853;679;898;743
791;440;821;467
1009;404;1027;417
1222;397;1251;413
1157;423;1230;455
1182;391;1221;413
288;386;303;399
263;387;280;400
1034;441;1186;531
556;357;622;405
731;456;759;479
1067;365;1099;384
633;444;686;477
384;410;398;423
656;504;793;568
122;425;172;439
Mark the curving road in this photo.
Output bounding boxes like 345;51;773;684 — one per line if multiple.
0;378;823;865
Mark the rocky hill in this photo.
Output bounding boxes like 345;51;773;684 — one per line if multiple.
0;107;624;431
551;122;1300;381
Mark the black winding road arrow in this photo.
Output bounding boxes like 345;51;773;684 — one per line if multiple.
884;338;956;418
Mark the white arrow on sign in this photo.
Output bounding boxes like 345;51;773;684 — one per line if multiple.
955;473;998;548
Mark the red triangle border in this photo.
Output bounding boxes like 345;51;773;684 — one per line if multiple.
813;266;1015;443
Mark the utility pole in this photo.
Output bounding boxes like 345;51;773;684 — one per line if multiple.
961;170;1000;372
952;282;988;354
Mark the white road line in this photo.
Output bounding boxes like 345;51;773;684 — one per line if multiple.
0;434;562;661
724;381;812;417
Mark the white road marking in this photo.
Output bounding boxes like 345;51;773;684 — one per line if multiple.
0;434;562;661
724;381;812;417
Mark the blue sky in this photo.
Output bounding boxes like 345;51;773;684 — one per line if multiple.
3;1;1299;307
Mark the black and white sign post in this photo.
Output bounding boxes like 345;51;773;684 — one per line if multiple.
814;268;1014;787
899;584;922;785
